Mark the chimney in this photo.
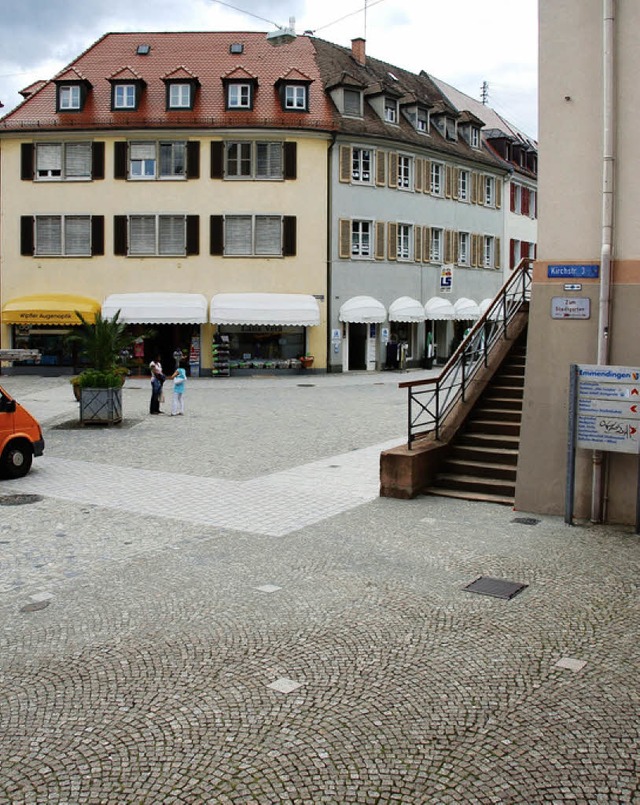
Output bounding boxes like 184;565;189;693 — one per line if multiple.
351;38;366;66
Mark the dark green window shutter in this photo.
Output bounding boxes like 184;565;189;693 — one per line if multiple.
210;142;224;179
284;142;297;180
92;142;105;180
91;216;104;255
20;216;34;255
21;144;34;180
210;215;224;255
113;215;128;255
283;216;296;256
186;216;200;255
186;142;200;179
114;142;127;179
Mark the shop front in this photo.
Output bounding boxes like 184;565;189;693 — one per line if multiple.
387;297;425;369
338;296;386;371
424;296;455;365
102;293;208;376
210;293;320;373
1;294;101;372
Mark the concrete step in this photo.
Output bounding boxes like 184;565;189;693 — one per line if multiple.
449;444;519;465
483;385;524;400
465;419;521;436
423;486;514;506
432;472;516;498
472;406;522;422
442;458;518;481
457;432;520;450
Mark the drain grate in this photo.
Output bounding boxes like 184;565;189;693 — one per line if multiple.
0;494;43;506
464;576;528;600
511;517;540;526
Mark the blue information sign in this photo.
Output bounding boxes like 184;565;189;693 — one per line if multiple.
548;264;599;279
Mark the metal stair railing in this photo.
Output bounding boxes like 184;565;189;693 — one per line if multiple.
400;258;532;448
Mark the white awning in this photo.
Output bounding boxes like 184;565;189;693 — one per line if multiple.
102;293;208;324
388;296;425;322
479;298;493;316
479;297;506;321
453;297;481;320
339;296;386;323
210;293;320;326
425;297;455;320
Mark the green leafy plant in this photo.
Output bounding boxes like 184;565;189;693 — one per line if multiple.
67;310;132;389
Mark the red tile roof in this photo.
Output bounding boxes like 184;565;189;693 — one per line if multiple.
1;31;336;132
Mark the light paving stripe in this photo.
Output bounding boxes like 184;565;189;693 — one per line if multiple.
0;438;403;537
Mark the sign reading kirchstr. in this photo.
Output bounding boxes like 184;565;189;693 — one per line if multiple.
548;264;599;279
576;364;640;453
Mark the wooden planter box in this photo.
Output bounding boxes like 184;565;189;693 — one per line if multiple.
79;387;123;425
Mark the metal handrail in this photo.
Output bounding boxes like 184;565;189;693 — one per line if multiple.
400;258;533;448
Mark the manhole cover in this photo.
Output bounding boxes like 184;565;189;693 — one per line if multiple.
20;600;51;613
0;494;43;506
464;576;528;600
511;517;540;526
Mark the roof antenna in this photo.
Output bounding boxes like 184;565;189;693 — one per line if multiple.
481;80;489;105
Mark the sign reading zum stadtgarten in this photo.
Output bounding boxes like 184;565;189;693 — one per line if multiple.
577;365;640;454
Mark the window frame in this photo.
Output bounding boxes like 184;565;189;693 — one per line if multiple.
34;142;92;181
284;84;307;111
458;169;469;201
397;155;412;190
471;127;480;148
483;235;495;268
222;214;285;257
58;84;81;111
127;214;188;257
351;220;373;259
343;88;362;117
127;140;188;181
458;231;470;266
112;83;138;110
430;227;443;263
224;141;284;180
384;97;398;124
484;175;496;207
227;82;252;110
397;223;412;261
351;147;373;184
431;162;444;197
34;214;92;257
168;83;192;110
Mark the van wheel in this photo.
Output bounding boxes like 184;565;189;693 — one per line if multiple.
1;442;32;479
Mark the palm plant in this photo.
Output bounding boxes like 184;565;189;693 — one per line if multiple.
67;310;131;388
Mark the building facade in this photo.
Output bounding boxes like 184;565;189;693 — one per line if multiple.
0;32;537;377
517;0;639;523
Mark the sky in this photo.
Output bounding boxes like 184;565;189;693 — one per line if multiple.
0;0;538;137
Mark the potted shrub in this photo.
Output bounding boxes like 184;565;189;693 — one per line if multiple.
67;311;131;424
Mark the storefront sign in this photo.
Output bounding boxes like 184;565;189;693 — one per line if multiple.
548;264;599;279
551;297;590;319
440;265;453;293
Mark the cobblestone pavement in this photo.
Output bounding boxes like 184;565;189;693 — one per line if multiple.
0;374;638;804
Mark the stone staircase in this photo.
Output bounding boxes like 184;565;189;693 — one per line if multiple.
424;338;526;505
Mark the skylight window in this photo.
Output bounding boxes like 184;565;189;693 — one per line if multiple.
388;72;399;81
136;44;151;55
230;43;244;54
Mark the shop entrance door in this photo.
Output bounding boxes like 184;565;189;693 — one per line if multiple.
348;323;367;370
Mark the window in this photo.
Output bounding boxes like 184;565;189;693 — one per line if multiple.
224;215;284;256
225;142;283;179
431;162;444;196
352;148;372;183
343;89;362;117
168;83;192;109
35;142;91;180
416;109;429;133
351;220;372;258
128;141;186;179
458;232;470;266
58;85;80;110
430;228;443;263
471;127;480;148
397;224;411;260
529;189;537;219
113;84;137;109
397;155;411;190
284;85;307;110
384;98;398;123
129;215;188;256
511;183;522;213
483;235;495;268
35;215;91;256
227;83;251;109
458;169;469;201
484;176;496;206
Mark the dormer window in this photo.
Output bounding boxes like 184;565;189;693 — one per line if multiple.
416;108;429;133
169;83;192;109
343;89;362;117
59;85;80;110
471;127;480;148
284;84;307;110
445;117;457;140
384;97;398;124
112;83;138;110
227;83;252;109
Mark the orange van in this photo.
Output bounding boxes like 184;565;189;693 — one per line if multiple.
0;384;45;478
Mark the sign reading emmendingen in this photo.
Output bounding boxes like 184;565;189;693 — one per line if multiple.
577;364;640;454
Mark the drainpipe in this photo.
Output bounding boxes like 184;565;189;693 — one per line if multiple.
591;0;615;522
326;132;337;371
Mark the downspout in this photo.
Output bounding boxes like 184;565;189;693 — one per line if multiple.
326;132;337;371
591;0;615;522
